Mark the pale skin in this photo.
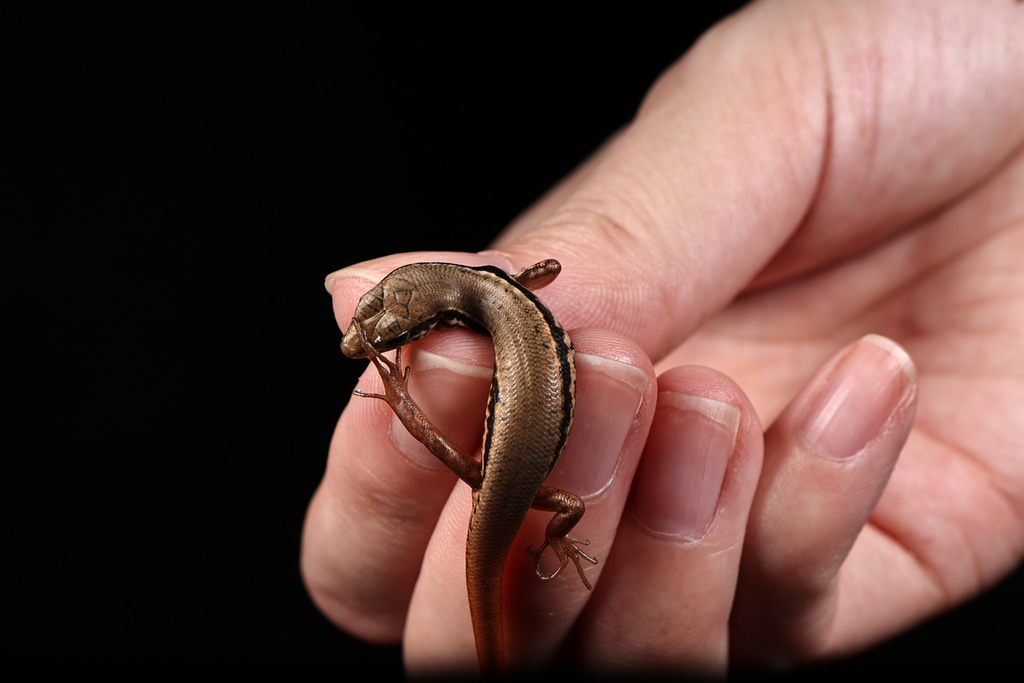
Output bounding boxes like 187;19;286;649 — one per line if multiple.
302;0;1024;674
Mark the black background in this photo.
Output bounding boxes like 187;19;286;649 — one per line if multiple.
7;3;1021;677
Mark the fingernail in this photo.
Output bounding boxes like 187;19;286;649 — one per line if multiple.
385;348;493;470
630;393;740;539
325;266;382;294
800;334;915;461
545;353;649;497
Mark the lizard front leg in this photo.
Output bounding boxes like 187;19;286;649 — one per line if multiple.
350;320;482;489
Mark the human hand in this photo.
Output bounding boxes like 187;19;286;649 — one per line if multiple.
302;0;1024;674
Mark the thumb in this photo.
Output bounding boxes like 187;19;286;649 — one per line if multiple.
485;0;1024;362
486;4;822;361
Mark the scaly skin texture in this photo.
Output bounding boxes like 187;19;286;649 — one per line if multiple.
342;261;594;674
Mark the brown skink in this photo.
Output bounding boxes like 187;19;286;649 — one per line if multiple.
340;259;596;674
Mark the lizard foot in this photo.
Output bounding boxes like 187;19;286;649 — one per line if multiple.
528;536;598;590
349;319;413;407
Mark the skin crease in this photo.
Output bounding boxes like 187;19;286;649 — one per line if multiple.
302;0;1024;674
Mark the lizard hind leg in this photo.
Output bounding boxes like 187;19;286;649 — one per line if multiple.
526;484;598;590
528;536;598;591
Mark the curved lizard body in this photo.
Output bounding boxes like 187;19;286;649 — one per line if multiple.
340;260;595;674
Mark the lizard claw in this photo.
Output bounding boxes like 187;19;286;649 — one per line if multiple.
528;535;598;590
349;320;412;407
